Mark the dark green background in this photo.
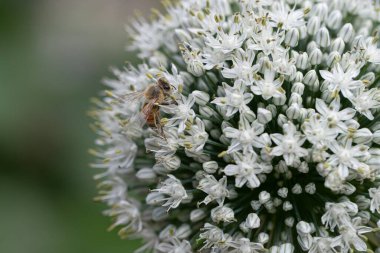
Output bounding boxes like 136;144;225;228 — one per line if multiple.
0;1;158;252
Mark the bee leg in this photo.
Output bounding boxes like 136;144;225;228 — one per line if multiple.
153;111;167;140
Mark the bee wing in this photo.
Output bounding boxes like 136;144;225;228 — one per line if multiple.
107;91;144;104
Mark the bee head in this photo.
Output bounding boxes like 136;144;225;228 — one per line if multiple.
158;77;172;93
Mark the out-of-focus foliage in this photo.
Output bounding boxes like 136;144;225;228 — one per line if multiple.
0;1;158;252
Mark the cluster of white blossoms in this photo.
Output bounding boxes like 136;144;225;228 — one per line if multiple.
90;0;380;252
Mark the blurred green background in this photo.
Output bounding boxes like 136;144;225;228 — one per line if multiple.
0;1;158;252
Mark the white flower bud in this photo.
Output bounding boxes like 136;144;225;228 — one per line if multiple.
326;51;341;67
283;201;293;211
293;71;304;83
338;23;355;43
190;208;207;222
285;28;300;47
202;161;219;174
199;106;218;118
146;192;165;205
291;82;305;95
296;221;312;234
265;200;276;213
279;243;294;253
286;104;301;120
296;52;309;70
278;187;288;198
277;114;288;128
192;90;210;106
152;207;169;221
305;183;316;194
307;16;320;35
266;104;277;118
257;108;273;124
273;197;282;207
273;94;287;106
211;205;236;223
330;38;345;55
162;155;181;171
298;161;309;173
251;200;262;211
358;211;371;224
245;213;260;229
326;10;342;30
259;191;271;204
299;25;307;39
285;217;295;227
373;130;380;144
361;72;375;85
355;195;371;210
309;48;323;65
289;93;302;105
136;168;157;181
292;184;302;194
312;3;328;21
306;41;319;54
210;129;222;140
353;128;372;144
258;232;269;244
315;27;330;47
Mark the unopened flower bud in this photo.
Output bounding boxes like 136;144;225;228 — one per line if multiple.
338;23;355;43
307;16;320;35
296;52;309;70
315;27;330;47
190;208;207;222
330;38;345;55
309;48;323;65
136;168;157;181
257;108;273;124
192;90;210;106
203;161;219;174
326;10;342;30
245;213;260;229
291;82;305;95
285;28;300;47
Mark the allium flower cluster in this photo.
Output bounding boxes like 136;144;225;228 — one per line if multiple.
90;0;380;252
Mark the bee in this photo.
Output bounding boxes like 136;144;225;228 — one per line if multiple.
114;77;176;137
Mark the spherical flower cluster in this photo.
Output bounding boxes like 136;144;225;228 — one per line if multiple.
90;0;380;252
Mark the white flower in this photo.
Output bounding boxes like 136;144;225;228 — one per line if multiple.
319;63;363;99
224;118;265;154
327;139;369;179
157;238;192;253
321;201;358;231
251;67;285;100
198;175;230;206
248;26;285;56
270;122;308;166
349;87;380;120
369;186;380;213
224;152;270;188
204;27;246;54
212;80;253;117
315;98;356;131
221;48;259;83
229;238;265;253
168;95;195;133
302;113;339;147
362;38;380;64
151;175;188;210
269;2;305;30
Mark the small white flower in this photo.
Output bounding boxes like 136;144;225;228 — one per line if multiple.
224;118;265;154
319;63;363;99
229;238;265;253
212;80;253;117
349;87;380;120
251;67;285;100
151;175;188;210
224;152;270;188
269;2;305;30
168;95;195;133
270;122;308;166
327;139;369;179
204;28;246;54
198;175;230;206
157;238;192;253
369;186;380;213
